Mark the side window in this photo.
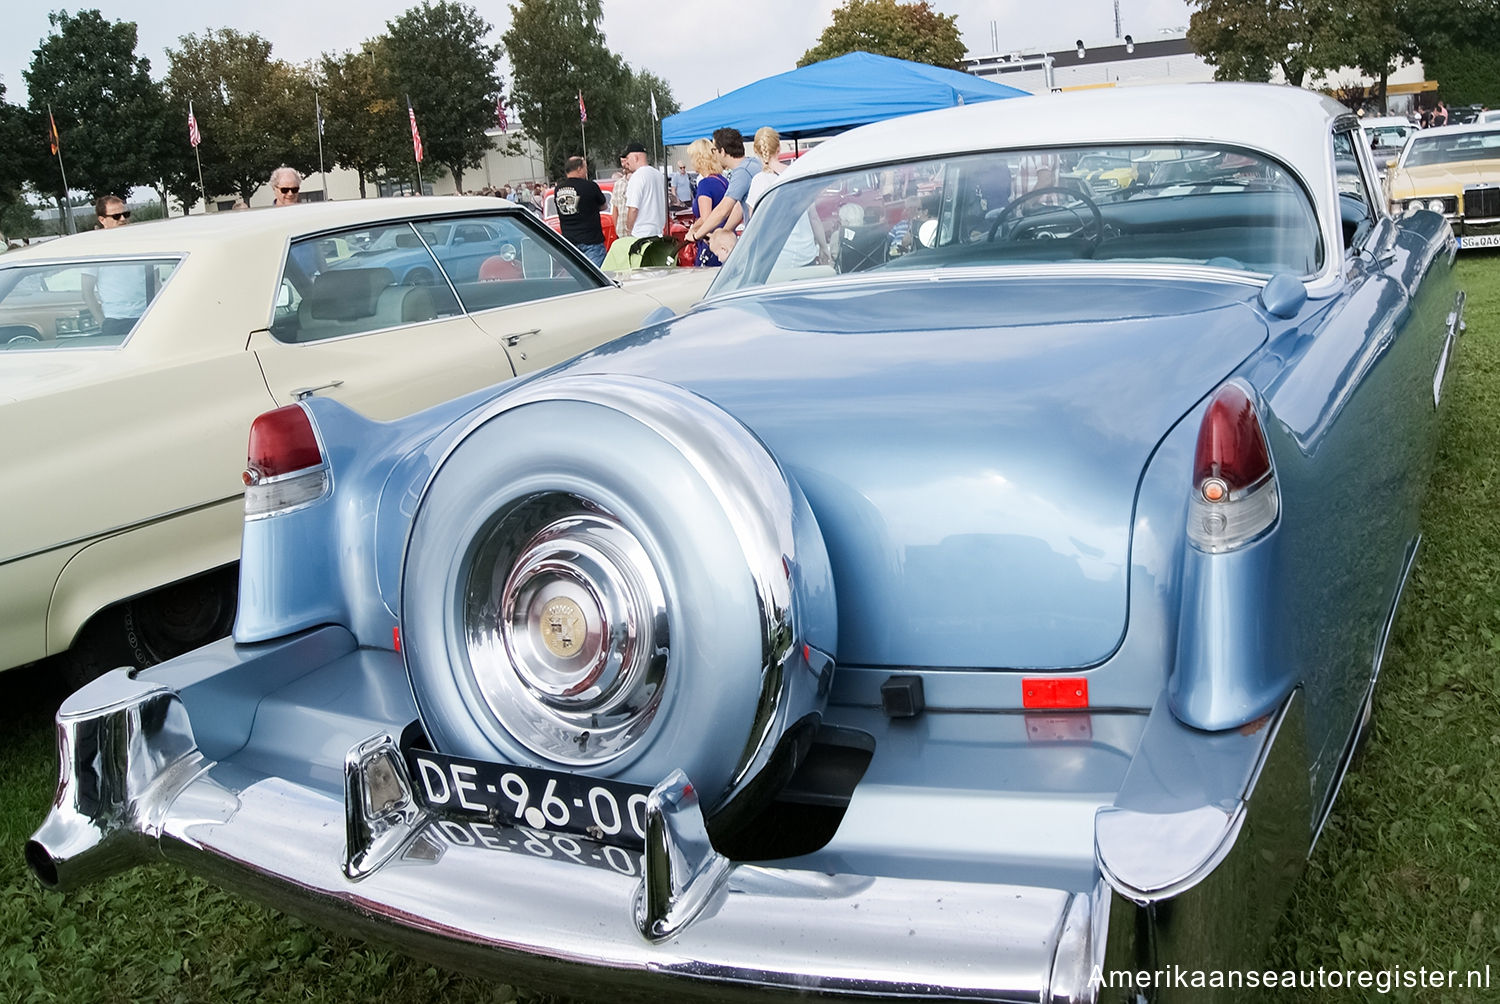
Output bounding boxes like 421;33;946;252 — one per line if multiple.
1332;129;1377;253
0;258;178;350
274;222;461;344
435;214;601;314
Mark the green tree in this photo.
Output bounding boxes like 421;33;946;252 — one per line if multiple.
798;0;964;69
22;10;168;201
1403;0;1500;106
504;0;678;180
165;29;312;205
0;84;43;220
384;1;506;192
1324;0;1413;112
1186;0;1340;86
318;41;410;198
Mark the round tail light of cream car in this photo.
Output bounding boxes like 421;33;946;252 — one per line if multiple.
399;374;837;826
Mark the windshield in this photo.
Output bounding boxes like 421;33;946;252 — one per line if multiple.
1405;129;1500;167
0;258;180;350
715;144;1322;295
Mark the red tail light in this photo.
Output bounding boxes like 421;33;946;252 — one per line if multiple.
1193;384;1271;496
1188;384;1279;552
245;405;324;484
243;405;329;519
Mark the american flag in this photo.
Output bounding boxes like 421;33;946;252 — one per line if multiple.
188;102;201;148
578;91;587;125
496;95;507;133
407;99;423;163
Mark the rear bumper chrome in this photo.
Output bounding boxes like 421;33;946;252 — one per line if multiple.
29;666;1107;1003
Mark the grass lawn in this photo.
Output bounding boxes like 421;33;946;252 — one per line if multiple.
2;254;1498;1003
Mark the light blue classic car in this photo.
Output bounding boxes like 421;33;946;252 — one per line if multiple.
31;84;1464;1002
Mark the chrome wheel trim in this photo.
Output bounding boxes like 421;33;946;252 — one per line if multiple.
461;498;668;765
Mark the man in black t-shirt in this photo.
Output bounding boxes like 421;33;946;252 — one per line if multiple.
553;156;607;267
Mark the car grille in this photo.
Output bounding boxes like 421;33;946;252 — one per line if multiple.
1465;186;1500;219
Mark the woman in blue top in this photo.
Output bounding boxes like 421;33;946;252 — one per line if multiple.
689;138;728;267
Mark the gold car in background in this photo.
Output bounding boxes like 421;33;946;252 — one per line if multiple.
1385;123;1500;249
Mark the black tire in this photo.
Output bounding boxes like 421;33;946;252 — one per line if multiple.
60;566;238;691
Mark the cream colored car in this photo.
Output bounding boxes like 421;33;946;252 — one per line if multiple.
1384;123;1500;249
0;197;712;683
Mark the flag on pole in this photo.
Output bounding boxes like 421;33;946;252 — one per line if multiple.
496;95;507;132
578;91;587;124
407;98;424;163
650;91;658;121
315;93;324;137
188;102;202;148
48;108;60;155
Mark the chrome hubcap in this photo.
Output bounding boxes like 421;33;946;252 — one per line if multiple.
462;495;668;765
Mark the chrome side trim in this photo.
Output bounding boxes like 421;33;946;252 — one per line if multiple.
1311;534;1421;848
1;493;243;567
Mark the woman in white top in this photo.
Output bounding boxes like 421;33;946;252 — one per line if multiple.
744;127;831;269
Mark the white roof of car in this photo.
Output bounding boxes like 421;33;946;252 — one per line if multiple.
781;83;1349;194
1;196;517;263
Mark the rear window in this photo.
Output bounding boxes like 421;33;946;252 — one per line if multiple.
714;143;1323;295
0;258;179;350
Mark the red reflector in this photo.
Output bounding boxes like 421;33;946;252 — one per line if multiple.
1022;677;1089;709
246;405;323;482
1193;384;1271;492
393;626;401;652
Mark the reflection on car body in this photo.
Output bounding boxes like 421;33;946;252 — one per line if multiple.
30;84;1464;1003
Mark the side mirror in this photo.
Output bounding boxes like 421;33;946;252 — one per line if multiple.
276;281;293;310
917;219;939;248
1385;158;1397;170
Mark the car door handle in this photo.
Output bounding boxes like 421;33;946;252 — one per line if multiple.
503;328;541;347
292;380;344;400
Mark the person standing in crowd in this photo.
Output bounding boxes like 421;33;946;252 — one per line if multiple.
94;194;130;230
270;167;302;206
744;128;833;271
687;138;728;266
1433;100;1449;126
686;128;759;243
622;141;666;238
745;127;786;213
554;156;608;267
84;195;149;337
669;160;693;208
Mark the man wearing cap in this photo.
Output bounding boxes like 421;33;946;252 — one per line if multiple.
622;141;666;239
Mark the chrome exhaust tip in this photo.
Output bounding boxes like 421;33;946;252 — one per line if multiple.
26;670;203;892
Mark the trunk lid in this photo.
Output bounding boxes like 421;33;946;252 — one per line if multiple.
568;275;1269;669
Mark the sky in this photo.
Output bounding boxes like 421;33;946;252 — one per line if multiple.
1;0;1196;112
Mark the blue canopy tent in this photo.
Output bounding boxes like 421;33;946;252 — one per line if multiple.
661;51;1029;145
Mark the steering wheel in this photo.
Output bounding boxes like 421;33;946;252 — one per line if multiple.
988;186;1105;246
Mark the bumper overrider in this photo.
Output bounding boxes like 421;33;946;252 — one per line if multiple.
29;628;1311;1003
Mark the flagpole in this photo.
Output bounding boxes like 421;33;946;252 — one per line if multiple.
578;90;588;172
188;101;206;213
47;103;73;234
406;94;424;192
314;92;326;198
